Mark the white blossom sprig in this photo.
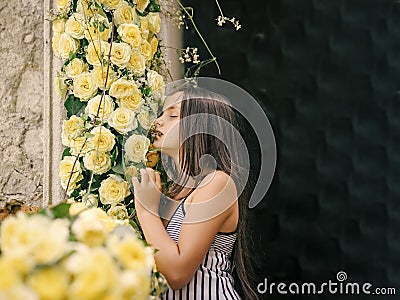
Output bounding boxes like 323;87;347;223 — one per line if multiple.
214;0;241;30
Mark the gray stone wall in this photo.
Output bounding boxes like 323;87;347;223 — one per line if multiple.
0;1;44;206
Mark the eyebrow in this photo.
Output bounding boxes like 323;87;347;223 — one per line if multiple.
162;105;179;113
158;105;179;117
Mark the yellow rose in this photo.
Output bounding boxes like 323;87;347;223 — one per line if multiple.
70;135;90;156
27;267;69;300
62;178;82;195
71;209;109;247
0;285;38;300
107;204;128;219
69;201;88;216
145;147;159;168
114;1;137;26
59;156;84;187
83;150;112;174
124;134;150;163
52;18;66;34
116;90;143;111
84;14;111;41
147;69;165;100
106;233;154;272
124;165;138;177
33;218;70;265
127;49;146;76
0;255;34;276
65;13;86;39
66;247;118;299
119;270;152;300
89;126;116;152
54;73;68;100
140;39;152;61
108;107;138;134
57;0;72;11
110;42;132;68
92;65;117;90
149;35;159;58
65;58;88;78
0;213;38;258
99;174;131;205
109;78;137;98
86;40;111;66
85;95;115;121
73;72;98;101
100;0;123;10
58;32;80;60
76;0;103;16
1;213;69;265
136;0;150;13
137;107;154;130
61;115;85;147
146;12;161;34
117;23;142;49
139;17;149;39
52;33;61;58
0;258;21;290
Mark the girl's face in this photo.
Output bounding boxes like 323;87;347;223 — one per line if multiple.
152;93;182;157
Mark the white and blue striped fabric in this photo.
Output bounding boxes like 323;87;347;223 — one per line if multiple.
161;197;242;300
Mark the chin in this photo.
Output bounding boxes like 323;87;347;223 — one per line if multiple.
152;139;161;148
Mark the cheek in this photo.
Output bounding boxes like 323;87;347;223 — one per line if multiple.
159;121;180;149
167;122;180;144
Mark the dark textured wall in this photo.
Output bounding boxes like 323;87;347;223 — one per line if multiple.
183;0;400;299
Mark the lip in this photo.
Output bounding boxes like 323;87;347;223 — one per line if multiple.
152;129;163;138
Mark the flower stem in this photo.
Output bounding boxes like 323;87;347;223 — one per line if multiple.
177;1;221;75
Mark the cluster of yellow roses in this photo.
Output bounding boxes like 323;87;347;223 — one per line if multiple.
0;204;157;300
52;0;166;206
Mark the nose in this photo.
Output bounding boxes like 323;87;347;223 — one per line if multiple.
155;116;162;128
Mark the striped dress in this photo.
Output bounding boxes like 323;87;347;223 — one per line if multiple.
161;196;242;300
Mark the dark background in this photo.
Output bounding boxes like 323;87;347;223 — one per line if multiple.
182;0;400;299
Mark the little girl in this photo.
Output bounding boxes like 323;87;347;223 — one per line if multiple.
132;86;258;299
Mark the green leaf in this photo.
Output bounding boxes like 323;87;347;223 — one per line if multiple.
112;161;125;175
64;95;86;118
85;133;95;138
53;203;71;219
111;145;119;164
70;189;80;198
129;220;143;239
141;86;151;96
68;52;76;62
149;0;160;12
116;134;124;145
62;148;71;158
90;176;102;191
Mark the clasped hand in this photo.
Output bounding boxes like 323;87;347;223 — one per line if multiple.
132;168;162;215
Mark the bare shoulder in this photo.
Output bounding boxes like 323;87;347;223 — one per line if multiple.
184;170;238;223
189;171;237;203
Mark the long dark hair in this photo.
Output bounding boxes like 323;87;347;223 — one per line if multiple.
164;87;259;299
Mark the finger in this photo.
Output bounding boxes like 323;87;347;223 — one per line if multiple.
140;168;149;184
132;176;139;189
155;171;162;190
146;167;156;183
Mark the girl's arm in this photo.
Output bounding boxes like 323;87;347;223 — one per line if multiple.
133;168;237;290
